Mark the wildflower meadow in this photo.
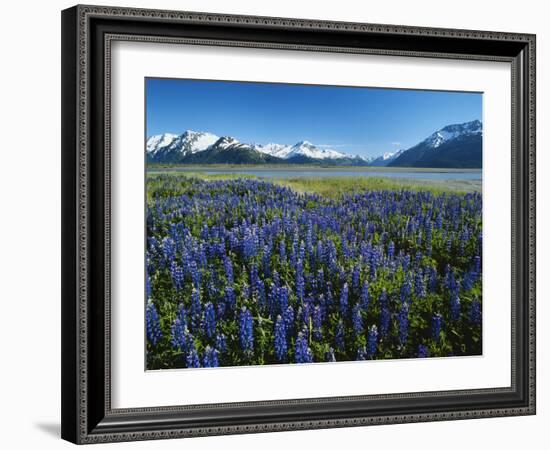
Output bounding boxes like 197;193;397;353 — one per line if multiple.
145;175;482;370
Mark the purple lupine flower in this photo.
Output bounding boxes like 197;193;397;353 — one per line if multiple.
190;288;202;330
161;237;176;267
352;265;361;294
239;306;254;353
170;261;184;291
379;290;390;338
274;315;287;361
146;265;152;300
170;318;188;352
279;239;286;263
299;302;312;330
473;255;481;276
312;305;323;340
267;284;278;319
401;253;411;272
414;271;426;299
206;277;218;300
224;286;236;312
299;241;306;263
175;303;187;329
189;260;201;289
325;283;334;312
224;257;234;284
400;277;412;304
450;290;461;322
294;332;313;363
278;286;289;316
427;266;438;293
352;303;364;335
316;240;325;264
272;271;280;288
203;302;216;338
378;288;388;305
462;270;475;291
242;230;258;259
414;251;422;267
360;281;370;312
216;301;226;320
432;313;443;342
262;244;272;278
469;300;482;325
387;240;395;259
367;325;378;358
202;346;219;368
424;218;433;248
339;282;349;317
356;346;367;361
146;301;162;346
316;268;325;291
397;303;409;345
215;333;227;355
334;320;345;351
445;237;452;253
444;264;457;291
283;305;294;337
417;344;429;358
249;264;259;290
186;349;200;368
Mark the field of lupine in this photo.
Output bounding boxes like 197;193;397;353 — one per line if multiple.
145;174;482;370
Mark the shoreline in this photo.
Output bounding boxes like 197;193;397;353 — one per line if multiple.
146;164;482;174
146;171;482;194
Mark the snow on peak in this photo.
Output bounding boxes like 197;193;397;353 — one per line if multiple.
178;130;219;153
286;141;348;160
255;143;291;157
424;120;482;149
214;136;241;149
146;130;219;156
256;140;352;160
147;130;361;161
368;149;404;166
146;133;178;153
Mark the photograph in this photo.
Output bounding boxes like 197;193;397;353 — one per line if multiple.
57;3;537;444
144;78;483;370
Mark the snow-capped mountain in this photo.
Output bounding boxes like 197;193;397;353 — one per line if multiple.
146;133;178;153
255;140;350;160
147;131;367;165
146;120;482;168
255;143;290;158
389;120;483;169
147;130;219;163
423;120;482;149
369;149;405;167
285;141;348;160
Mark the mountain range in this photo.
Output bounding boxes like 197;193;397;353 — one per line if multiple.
146;120;482;168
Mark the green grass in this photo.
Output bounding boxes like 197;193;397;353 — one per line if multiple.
273;176;479;197
146;171;480;197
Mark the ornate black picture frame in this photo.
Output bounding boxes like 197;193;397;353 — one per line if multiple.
61;4;536;444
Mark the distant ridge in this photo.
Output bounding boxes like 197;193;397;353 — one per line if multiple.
389;120;482;168
146;131;371;166
146;120;482;168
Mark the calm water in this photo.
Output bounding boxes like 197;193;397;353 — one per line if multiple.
149;167;482;181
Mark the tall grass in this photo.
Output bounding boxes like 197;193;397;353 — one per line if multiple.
147;172;478;197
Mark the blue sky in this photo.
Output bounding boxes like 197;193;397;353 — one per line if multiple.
146;78;482;158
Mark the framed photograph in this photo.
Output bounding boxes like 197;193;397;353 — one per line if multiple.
61;5;536;444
